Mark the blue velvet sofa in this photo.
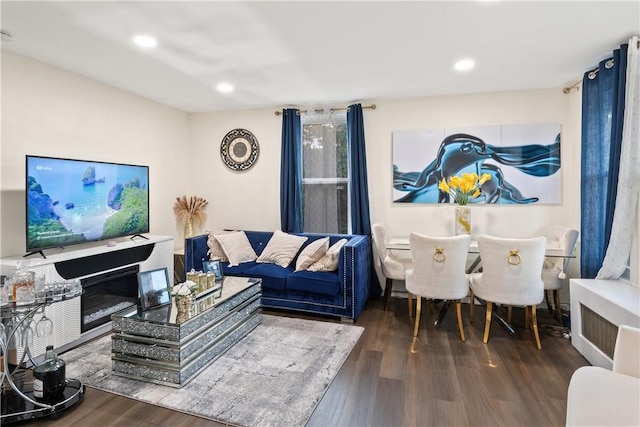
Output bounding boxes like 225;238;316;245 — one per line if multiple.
184;231;371;321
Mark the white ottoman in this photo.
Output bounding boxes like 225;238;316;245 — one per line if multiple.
566;325;640;426
566;366;640;426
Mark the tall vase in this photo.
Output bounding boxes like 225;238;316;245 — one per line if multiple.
175;297;193;323
184;215;194;238
455;205;471;235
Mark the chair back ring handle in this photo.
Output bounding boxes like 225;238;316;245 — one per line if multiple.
507;250;521;265
433;248;446;263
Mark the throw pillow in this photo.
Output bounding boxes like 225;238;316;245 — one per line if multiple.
307;238;348;272
257;230;308;268
215;231;258;267
206;229;235;262
295;237;330;272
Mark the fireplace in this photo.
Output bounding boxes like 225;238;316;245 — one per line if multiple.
81;265;139;333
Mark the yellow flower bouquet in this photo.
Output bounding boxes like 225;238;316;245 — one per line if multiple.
438;172;492;205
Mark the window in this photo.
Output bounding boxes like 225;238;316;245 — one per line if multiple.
301;112;349;234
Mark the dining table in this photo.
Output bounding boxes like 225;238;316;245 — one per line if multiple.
386;236;574;334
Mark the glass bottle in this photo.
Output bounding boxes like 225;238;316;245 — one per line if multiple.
33;345;66;402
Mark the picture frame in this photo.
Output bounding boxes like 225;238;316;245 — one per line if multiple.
138;267;172;311
140;303;172;322
202;259;224;282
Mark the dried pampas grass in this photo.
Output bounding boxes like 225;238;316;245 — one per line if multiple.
173;195;208;234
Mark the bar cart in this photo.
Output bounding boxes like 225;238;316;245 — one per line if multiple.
1;283;85;424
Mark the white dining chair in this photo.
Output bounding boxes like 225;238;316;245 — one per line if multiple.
405;233;471;340
469;235;547;349
372;223;412;311
542;225;579;321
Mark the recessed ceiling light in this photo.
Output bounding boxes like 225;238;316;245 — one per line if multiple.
133;35;157;48
216;83;233;93
454;59;475;72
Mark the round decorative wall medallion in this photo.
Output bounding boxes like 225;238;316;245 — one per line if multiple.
220;128;259;171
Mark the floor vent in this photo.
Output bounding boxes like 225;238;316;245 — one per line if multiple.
581;303;618;359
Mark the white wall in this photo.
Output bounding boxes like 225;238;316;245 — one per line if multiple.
2;52;589;298
1;52;190;257
367;89;578;239
189;109;283;233
190;89;581;303
190;89;578;238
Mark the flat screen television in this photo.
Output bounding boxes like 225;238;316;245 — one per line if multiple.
26;155;150;253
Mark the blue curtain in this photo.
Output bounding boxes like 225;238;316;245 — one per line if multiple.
580;44;628;278
280;109;303;233
347;103;372;236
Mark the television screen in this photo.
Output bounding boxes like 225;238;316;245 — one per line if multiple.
26;155;149;252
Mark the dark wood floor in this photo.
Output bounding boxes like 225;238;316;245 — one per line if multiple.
18;297;588;427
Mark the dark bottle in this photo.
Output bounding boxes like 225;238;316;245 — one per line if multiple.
33;345;66;402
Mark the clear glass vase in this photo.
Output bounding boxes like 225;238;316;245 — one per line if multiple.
455;205;471;235
183;216;194;238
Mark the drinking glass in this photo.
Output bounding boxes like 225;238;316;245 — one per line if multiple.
0;321;6;347
9;318;21;349
34;275;47;302
52;283;64;302
22;320;34;348
37;307;53;338
71;280;82;297
0;282;9;306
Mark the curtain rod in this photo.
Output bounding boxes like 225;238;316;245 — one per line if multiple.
564;60;608;94
564;38;639;94
563;80;582;94
274;104;376;116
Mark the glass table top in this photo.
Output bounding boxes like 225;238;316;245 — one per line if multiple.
112;276;261;326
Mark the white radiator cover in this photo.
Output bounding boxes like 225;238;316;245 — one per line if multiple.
570;278;640;369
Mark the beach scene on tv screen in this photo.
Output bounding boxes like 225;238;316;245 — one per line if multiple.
27;157;149;250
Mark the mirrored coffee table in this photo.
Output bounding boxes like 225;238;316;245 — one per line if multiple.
110;276;261;387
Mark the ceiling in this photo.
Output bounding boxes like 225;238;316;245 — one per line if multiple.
1;1;639;113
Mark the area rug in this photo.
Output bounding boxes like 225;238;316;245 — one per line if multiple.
62;314;363;427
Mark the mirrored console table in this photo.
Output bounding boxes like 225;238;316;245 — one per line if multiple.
111;276;262;387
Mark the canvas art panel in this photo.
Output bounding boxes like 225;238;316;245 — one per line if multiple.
392;123;562;204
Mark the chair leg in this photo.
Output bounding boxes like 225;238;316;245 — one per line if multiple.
469;289;475;323
554;290;562;322
531;305;542;350
383;278;393;311
507;306;512;324
483;301;493;344
525;306;530;329
407;292;413;318
413;296;422;337
455;300;465;342
545;290;554;316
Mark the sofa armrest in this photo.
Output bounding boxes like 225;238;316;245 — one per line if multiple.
338;234;371;320
613;325;640;378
